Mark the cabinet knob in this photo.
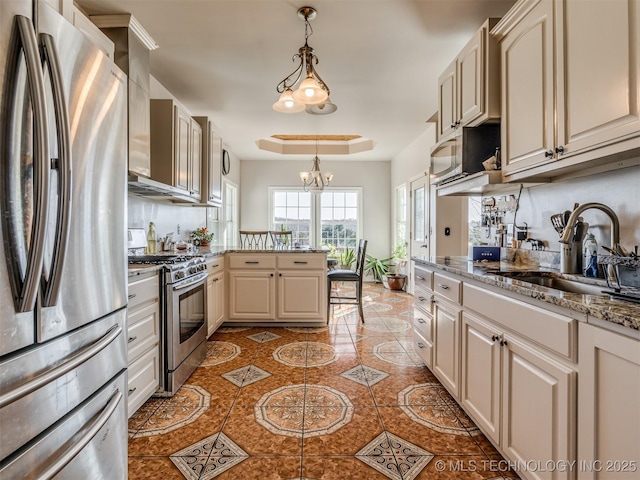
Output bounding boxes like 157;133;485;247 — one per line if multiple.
270;273;274;277
279;273;282;277
455;120;461;127
450;123;456;128
491;335;499;342
545;150;554;158
555;145;564;155
431;298;437;305
500;339;508;346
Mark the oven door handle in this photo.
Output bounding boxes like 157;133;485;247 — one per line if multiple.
172;275;207;292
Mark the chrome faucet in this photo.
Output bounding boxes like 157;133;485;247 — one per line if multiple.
559;202;620;273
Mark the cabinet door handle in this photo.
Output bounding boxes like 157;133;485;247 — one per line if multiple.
438;284;449;290
417;318;426;324
294;261;308;264
211;264;219;268
128;387;137;396
417;342;425;349
450;123;456;128
418;296;426;302
128;293;137;300
545;150;554;158
555;145;564;155
127;336;137;344
245;261;259;264
416;275;424;281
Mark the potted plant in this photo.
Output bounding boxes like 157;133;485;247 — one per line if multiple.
386;241;408;290
190;227;214;247
339;247;356;270
364;254;392;283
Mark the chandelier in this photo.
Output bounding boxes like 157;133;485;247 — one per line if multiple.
299;141;333;192
272;7;337;115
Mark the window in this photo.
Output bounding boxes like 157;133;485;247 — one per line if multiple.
394;184;407;250
222;179;238;247
270;187;362;251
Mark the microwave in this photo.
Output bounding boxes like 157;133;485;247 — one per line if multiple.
430;124;501;184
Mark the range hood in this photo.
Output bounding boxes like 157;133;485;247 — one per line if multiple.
127;174;198;203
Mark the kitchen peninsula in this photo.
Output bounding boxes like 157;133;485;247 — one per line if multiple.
200;248;328;326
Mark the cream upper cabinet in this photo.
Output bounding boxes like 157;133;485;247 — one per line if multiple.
495;0;640;180
436;19;501;141
193;118;223;207
577;322;640;480
150;99;201;200
438;59;458;139
498;0;555;175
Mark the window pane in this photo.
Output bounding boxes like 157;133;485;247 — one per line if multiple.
274;191;287;206
321;192;333;207
299;193;311;207
345;193;357;207
414;186;425;241
334;193;345;207
299;207;311;220
274;207;286;220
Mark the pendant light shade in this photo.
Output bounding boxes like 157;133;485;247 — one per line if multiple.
305;97;337;115
272;88;306;113
292;76;328;105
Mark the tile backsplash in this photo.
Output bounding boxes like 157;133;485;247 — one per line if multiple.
127;195;209;242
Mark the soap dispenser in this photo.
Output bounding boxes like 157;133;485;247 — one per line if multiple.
583;233;598;278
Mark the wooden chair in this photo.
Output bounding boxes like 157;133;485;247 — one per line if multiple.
327;239;367;323
239;231;269;249
269;230;292;249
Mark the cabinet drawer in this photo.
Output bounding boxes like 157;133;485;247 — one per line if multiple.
128;273;159;311
433;273;461;304
414;265;434;291
463;283;575;360
127;302;159;363
228;254;276;269
206;255;224;274
414;287;434;315
127;347;160;418
277;254;325;270
413;307;433;342
413;330;433;368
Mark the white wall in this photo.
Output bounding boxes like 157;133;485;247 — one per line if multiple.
239;159;391;259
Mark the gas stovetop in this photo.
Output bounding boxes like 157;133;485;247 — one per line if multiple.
128;254;207;283
128;254;198;265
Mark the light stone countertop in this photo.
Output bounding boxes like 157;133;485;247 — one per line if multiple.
412;255;640;333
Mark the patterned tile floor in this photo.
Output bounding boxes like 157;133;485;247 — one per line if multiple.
128;283;519;479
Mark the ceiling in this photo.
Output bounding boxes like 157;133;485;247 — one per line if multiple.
76;0;516;163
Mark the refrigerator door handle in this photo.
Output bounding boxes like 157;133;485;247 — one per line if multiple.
0;324;122;408
36;390;123;479
1;16;50;312
39;33;72;307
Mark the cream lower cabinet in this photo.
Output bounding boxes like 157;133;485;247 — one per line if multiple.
432;297;462;399
206;256;225;336
462;283;576;480
412;265;435;368
227;253;326;323
126;270;160;417
577;322;640;480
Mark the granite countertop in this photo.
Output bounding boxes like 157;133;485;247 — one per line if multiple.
412;255;640;332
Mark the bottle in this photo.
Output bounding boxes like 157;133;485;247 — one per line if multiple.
147;222;157;254
583;233;598;278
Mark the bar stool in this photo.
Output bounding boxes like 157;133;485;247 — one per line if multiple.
239;231;269;249
269;230;292;249
327;239;367;323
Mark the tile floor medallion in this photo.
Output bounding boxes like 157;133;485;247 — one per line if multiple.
129;385;210;437
254;384;353;437
273;341;336;367
285;326;329;333
362;316;411;333
373;340;425;367
128;284;520;479
246;331;281;343
200;341;240;366
215;327;250;333
355;431;434;480
340;365;389;386
399;384;481;436
169;432;248;480
221;365;271;387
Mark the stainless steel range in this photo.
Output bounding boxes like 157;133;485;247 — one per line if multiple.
129;253;208;396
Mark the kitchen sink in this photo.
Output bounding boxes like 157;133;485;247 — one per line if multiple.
489;271;605;296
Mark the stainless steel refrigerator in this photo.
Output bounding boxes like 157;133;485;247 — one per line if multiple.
0;1;128;477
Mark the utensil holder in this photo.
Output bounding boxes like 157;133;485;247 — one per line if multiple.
560;241;581;274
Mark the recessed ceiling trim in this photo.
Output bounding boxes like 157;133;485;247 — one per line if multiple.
256;136;375;155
